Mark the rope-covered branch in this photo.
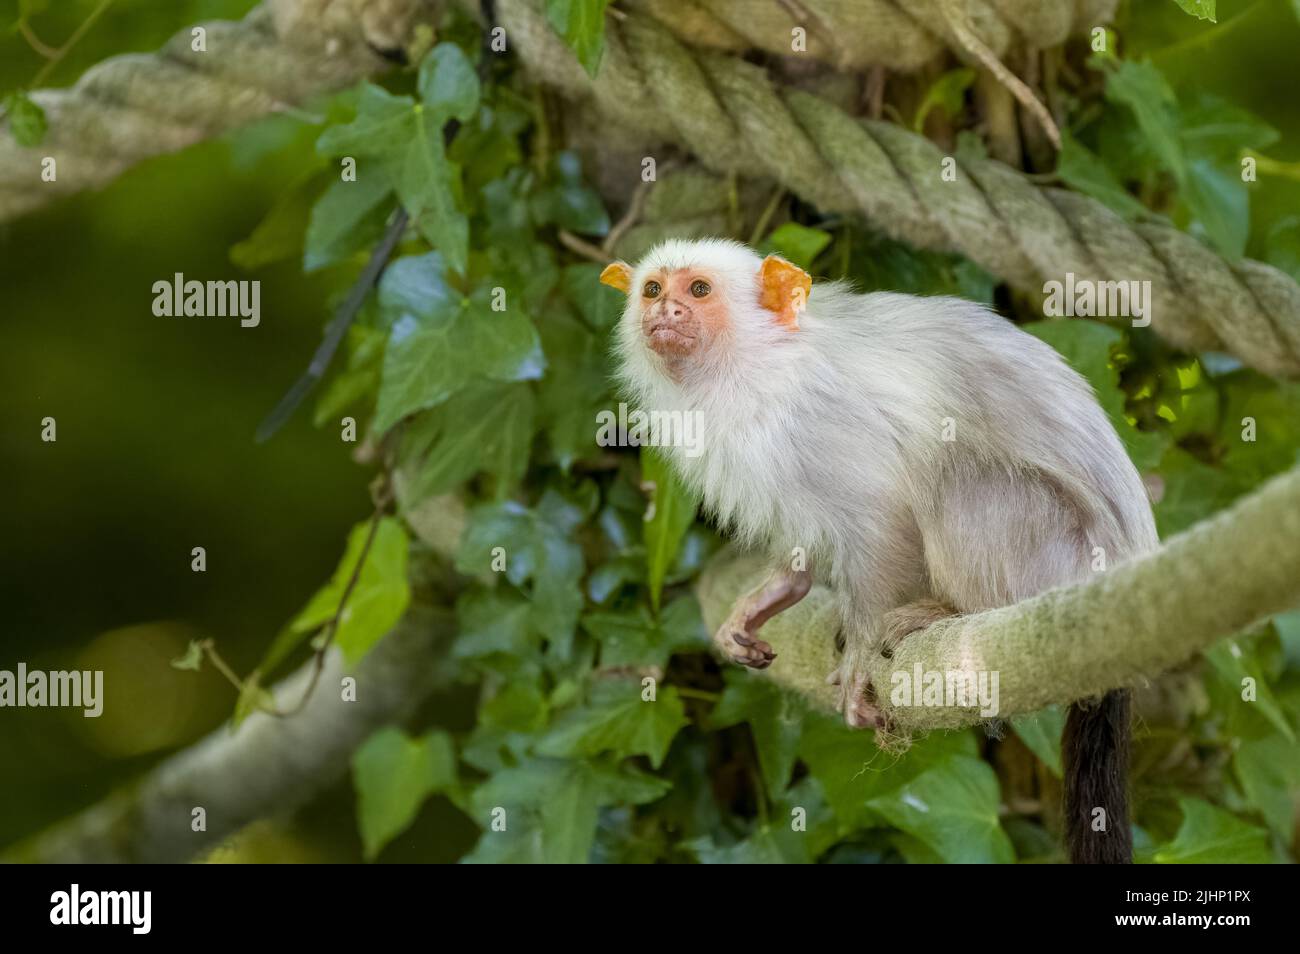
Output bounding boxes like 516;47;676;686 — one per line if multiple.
499;0;1300;378
6;604;453;863
698;464;1300;733
0;0;430;223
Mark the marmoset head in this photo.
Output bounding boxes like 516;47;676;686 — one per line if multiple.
602;238;811;383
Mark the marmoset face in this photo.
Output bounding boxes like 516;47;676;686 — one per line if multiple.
635;267;729;358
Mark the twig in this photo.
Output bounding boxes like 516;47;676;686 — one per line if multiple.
936;0;1060;150
557;228;608;262
18;21;59;59
255;206;409;442
30;0;115;89
603;167;663;255
747;185;785;246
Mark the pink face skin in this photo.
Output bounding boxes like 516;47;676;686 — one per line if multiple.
638;268;729;371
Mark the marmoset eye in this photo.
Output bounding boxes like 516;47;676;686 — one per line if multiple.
643;280;662;298
690;279;711;298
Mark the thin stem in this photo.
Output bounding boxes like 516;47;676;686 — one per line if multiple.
31;0;115;89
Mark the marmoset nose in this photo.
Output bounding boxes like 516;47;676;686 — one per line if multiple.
666;299;690;320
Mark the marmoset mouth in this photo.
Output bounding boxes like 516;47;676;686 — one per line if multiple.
647;324;697;353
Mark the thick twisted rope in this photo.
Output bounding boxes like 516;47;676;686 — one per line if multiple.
626;0;1116;73
501;0;1300;377
0;0;428;224
699;464;1300;733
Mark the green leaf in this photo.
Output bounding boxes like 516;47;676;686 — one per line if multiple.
1153;446;1243;536
399;111;468;274
530;151;609;234
1010;705;1066;777
316;83;416;160
399;383;535;500
1181;157;1248;259
374;264;544;432
1154;798;1273;863
1056;129;1146;221
3;91;47;147
230;172;324;270
232;673;275;729
453;587;538;662
537;680;688;768
273;517;411;668
913;67;976;132
641;448;698;611
1205;640;1295;743
352;727;456;860
417;43;480;123
1171;0;1216;21
798;709;976;829
170;640;204;672
462;758;668;863
1179;93;1277;162
1264;216;1300;282
456;493;587;652
762;222;832;271
544;0;612;77
865;755;1015;864
303;174;392;272
562;263;625;330
581;595;708;669
1024;320;1170;471
1234;734;1300;841
1104;60;1186;184
711;669;810;795
691;777;837;863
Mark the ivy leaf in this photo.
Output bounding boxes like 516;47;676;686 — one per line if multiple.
303;174;392;272
462;758;668;863
352;727;456;860
913;67;976;132
230;172;325;270
456;492;587;652
1205;640;1295;743
537;680;688;768
711;670;810;795
1234;734;1300;841
316;83;469;274
1024;320;1170;471
536;308;610;470
375;262;544;432
798;709;977;829
3;92;47;147
272;517;411;669
453;587;538;663
865;755;1015;864
562;262;625;331
1010;705;1066;777
1171;0;1216;21
1179;93;1277;162
691;777;837;863
417;43;480;123
232;673;275;729
544;0;612;77
1181;157;1248;259
581;595;709;669
399;383;535;501
316;84;416;160
1153;447;1243;536
641;448;698;611
1154;798;1273;863
1056;129;1146;221
761;223;833;271
1104;60;1186;184
530;151;610;234
170;640;204;672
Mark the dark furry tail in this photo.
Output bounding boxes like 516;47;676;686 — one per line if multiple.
1063;689;1132;864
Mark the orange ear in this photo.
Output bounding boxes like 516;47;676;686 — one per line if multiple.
758;255;811;330
600;261;632;293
